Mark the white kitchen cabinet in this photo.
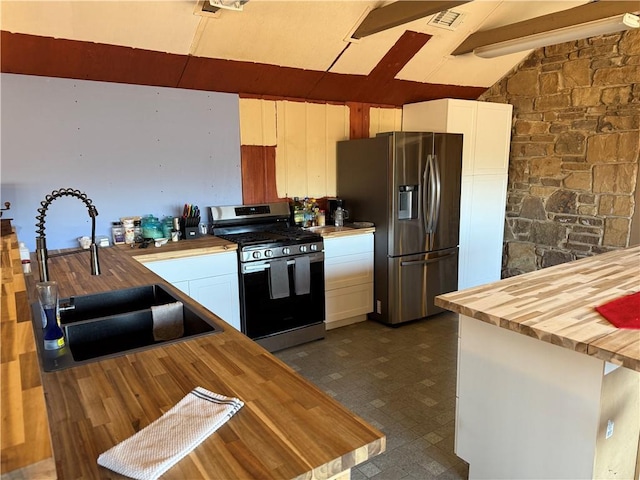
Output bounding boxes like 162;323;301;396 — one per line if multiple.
402;99;513;289
142;251;241;331
456;315;640;480
323;232;374;329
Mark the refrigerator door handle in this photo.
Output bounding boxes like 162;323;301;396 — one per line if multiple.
422;155;430;235
400;251;457;267
424;154;437;230
431;154;442;237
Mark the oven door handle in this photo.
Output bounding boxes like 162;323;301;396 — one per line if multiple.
244;260;295;272
242;254;324;273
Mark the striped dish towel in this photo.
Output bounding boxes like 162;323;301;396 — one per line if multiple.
97;387;243;480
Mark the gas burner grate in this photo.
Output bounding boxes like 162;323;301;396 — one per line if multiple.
268;227;322;242
216;232;279;245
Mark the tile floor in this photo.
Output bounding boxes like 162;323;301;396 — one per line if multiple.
275;312;469;480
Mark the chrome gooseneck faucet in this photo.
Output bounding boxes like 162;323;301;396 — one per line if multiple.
35;188;100;282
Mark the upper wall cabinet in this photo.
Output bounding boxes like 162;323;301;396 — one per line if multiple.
402;99;513;176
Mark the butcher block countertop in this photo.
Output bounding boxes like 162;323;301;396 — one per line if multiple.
116;235;237;262
307;226;375;238
20;241;385;479
1;232;52;474
436;245;640;372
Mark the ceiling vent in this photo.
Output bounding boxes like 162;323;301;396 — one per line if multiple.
428;10;466;31
195;0;247;17
208;0;248;11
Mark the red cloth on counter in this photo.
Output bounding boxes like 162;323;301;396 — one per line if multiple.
595;292;640;329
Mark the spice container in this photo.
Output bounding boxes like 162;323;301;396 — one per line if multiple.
111;221;125;245
19;242;32;274
122;218;135;244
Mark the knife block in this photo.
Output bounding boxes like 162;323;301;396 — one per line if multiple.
180;217;200;240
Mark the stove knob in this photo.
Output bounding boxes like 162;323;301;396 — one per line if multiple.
310;244;318;251
252;251;261;259
300;245;308;253
283;247;291;255
264;250;273;257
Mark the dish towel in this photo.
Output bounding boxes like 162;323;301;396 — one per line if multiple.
269;258;290;299
151;302;184;341
595;291;640;329
97;387;244;480
294;256;310;295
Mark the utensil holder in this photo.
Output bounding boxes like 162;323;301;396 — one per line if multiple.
180;217;200;240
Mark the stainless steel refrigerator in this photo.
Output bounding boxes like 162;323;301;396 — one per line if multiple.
337;131;463;325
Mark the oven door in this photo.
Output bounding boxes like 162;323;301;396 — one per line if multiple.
240;252;325;340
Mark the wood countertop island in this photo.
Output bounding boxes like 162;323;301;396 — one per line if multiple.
436;245;639;371
435;246;640;480
19;237;385;479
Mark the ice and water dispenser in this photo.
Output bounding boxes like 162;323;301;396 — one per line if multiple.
398;185;418;220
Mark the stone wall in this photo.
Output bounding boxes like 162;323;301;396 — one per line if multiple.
480;29;640;277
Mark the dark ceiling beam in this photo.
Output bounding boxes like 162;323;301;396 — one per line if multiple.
1;31;486;107
351;0;471;39
452;1;639;56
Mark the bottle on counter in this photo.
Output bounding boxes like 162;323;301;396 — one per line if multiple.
111;221;125;245
122;218;135;245
334;201;345;227
292;197;304;226
303;197;317;227
19;242;32;274
36;281;65;350
317;210;326;227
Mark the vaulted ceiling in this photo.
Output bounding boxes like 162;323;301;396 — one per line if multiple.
1;1;635;106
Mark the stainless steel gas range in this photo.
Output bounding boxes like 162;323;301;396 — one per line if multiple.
209;202;325;352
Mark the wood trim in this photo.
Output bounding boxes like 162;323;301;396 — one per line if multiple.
347;102;371;140
0;31;187;87
352;0;471;39
241;145;280;204
1;31;486;107
452;1;639;56
367;31;431;83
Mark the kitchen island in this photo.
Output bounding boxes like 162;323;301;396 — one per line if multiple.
11;234;385;479
436;245;640;480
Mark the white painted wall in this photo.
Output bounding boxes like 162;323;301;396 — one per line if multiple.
1;74;242;251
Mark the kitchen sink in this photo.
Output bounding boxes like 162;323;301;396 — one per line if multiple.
31;284;223;371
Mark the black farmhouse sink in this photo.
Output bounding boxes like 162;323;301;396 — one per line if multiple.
31;284;223;371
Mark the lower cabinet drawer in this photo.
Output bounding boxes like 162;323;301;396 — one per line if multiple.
325;252;373;291
325;283;373;322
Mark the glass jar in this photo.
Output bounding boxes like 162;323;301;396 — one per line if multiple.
162;217;173;239
141;215;163;239
133;220;143;243
111;221;125;245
